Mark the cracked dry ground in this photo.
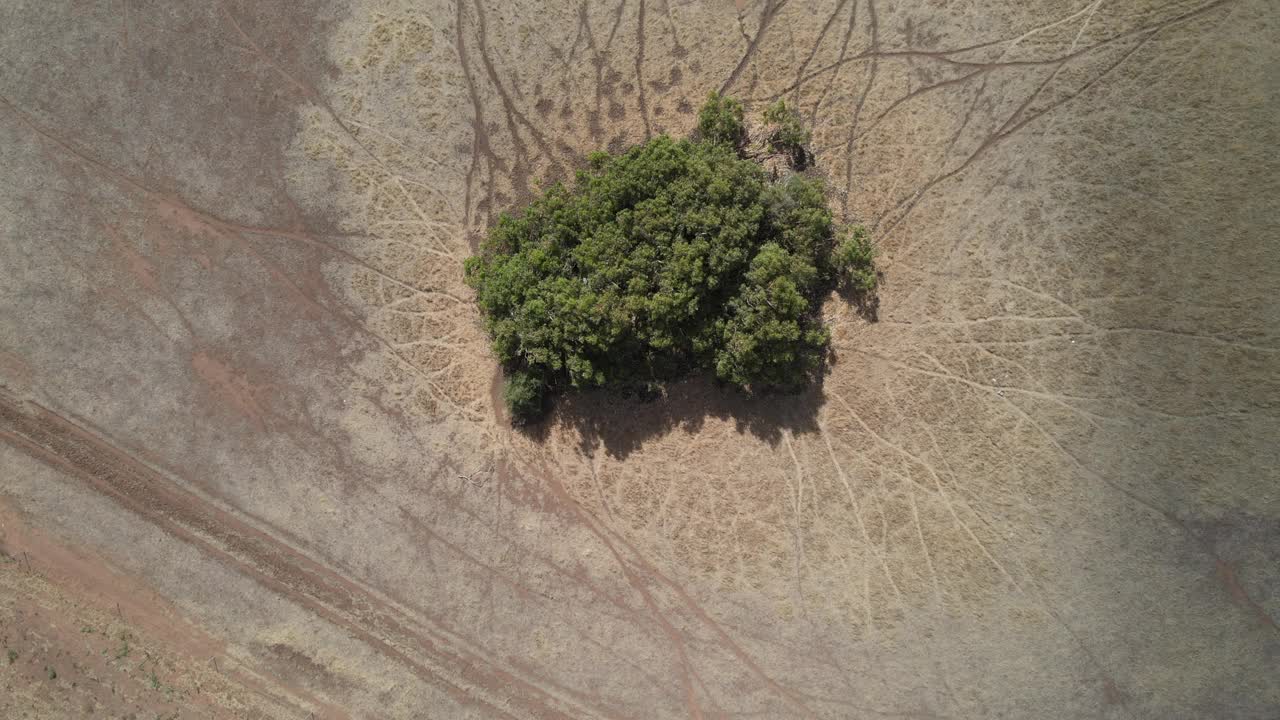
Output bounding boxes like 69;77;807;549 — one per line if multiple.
0;0;1277;718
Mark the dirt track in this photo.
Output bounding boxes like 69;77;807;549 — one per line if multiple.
2;1;1278;718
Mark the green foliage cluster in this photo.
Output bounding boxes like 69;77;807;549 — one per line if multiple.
836;225;878;293
502;370;545;419
762;100;811;155
466;93;876;422
695;91;746;147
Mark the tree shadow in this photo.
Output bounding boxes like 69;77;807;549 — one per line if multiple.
517;369;831;460
838;281;881;323
513;280;883;459
510;265;884;458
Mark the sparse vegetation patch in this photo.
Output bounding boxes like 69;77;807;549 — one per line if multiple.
466;92;877;422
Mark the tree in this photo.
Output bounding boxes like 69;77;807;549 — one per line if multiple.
465;94;876;422
502;370;545;420
695;91;746;147
762;100;810;151
835;225;878;293
762;100;811;167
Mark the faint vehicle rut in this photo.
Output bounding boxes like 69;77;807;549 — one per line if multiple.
0;389;592;720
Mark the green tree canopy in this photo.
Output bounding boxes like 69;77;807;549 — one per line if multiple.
465;93;876;422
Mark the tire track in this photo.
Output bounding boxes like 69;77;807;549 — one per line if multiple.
522;455;820;719
720;0;788;93
634;0;652;136
0;389;590;720
842;0;877;217
788;0;850;103
804;0;857;126
454;0;499;233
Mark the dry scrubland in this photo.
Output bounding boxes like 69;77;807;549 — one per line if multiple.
1;0;1277;718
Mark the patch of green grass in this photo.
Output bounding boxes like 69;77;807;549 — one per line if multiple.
6;648;17;664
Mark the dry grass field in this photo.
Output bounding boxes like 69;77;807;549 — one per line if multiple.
1;0;1277;717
